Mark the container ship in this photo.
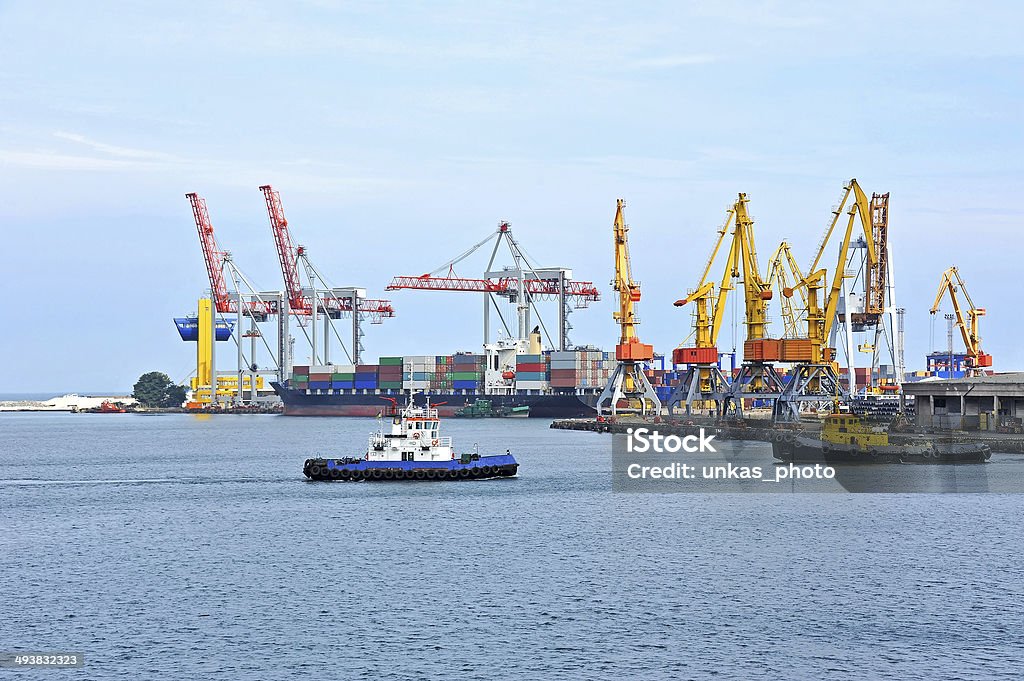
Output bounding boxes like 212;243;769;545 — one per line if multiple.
272;336;625;417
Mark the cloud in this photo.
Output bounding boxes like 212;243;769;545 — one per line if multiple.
0;149;165;172
52;131;177;161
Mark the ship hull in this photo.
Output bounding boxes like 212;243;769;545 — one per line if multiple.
272;382;597;418
303;454;519;481
773;435;991;464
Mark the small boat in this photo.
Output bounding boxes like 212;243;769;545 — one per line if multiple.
454;399;530;418
303;398;519;481
772;411;991;464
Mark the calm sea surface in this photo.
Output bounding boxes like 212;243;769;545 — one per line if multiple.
2;413;1023;679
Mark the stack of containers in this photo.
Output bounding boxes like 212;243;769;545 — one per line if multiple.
453;353;484;391
403;356;433;391
308;365;333;391
432;356;453;391
331;364;356;390
291;365;310;390
548;350;617;389
549;351;578;388
354;364;378;390
516;353;549;390
378;357;403;389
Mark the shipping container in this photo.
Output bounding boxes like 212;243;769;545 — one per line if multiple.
743;339;783;362
331;380;354;389
516;371;547;381
780;339;813;363
515;362;546;373
292;365;310;375
308;380;331;390
672;347;718;365
379;381;402;389
379;356;403;366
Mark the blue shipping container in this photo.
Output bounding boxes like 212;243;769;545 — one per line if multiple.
354;380;378;389
331;381;354;389
517;354;544;363
516;371;547;381
453;380;479;389
308;381;331;390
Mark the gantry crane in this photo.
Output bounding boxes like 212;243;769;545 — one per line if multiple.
259;184;395;367
182;192;287;405
386;220;600;352
930;266;991;374
597;199;661;416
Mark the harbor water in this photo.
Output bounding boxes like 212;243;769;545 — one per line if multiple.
2;413;1023;679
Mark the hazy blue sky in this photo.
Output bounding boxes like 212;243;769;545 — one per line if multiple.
1;1;1021;391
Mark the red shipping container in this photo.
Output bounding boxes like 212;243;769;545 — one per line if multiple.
550;369;577;380
516;362;546;372
309;373;332;381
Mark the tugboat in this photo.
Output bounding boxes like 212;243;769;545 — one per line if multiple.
303;398;519;481
772;410;991;464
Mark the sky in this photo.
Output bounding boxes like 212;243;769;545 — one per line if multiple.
0;1;1021;392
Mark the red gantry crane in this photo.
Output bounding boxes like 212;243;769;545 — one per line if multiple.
386;221;599;351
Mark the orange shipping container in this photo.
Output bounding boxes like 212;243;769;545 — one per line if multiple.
780;339;813;362
744;339;782;362
672;347;718;365
616;341;654;361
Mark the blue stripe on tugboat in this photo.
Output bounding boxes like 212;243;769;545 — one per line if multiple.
302;397;519;481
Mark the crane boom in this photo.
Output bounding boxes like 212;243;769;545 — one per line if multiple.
187;192;231;313
260;184;305;312
387;274;600;301
766;241;805;338
734;193;773;342
930;266;991;370
186;192;275;318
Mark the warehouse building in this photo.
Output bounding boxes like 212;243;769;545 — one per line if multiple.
902;374;1024;430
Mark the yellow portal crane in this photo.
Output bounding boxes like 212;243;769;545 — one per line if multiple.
930;266;991;372
672;206;737;359
611;199;649;358
667;207;737;414
669;194;783;416
597;199;661;416
765;241;806;338
787;179;877;365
